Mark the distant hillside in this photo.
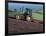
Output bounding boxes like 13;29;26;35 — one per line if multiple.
33;9;43;14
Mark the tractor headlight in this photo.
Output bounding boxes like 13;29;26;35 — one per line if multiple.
26;16;31;21
16;15;20;20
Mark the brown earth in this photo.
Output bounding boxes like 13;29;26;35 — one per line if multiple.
8;17;43;34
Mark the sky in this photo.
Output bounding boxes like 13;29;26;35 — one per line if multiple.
8;2;43;12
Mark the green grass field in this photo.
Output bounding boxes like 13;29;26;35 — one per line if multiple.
8;12;43;21
32;13;43;21
8;12;16;16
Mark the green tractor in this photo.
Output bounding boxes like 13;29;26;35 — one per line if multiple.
16;8;32;21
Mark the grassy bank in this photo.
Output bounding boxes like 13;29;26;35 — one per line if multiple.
32;13;43;21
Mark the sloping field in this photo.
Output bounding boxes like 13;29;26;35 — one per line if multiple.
8;18;43;34
8;12;16;17
32;13;43;21
8;12;43;21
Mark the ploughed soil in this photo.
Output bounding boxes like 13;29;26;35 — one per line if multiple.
8;17;43;34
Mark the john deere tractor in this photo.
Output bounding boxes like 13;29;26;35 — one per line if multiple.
16;8;32;21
